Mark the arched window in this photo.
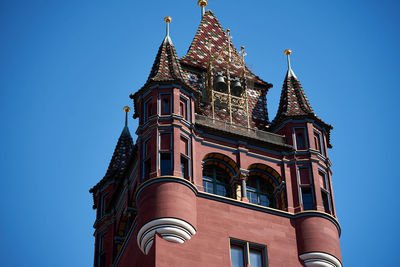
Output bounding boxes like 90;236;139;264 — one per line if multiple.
246;175;274;208
203;165;231;197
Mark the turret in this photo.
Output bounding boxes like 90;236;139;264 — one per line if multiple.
129;17;198;255
271;50;341;266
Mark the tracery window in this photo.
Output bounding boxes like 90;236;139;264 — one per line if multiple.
202;165;231;197
246;175;274;208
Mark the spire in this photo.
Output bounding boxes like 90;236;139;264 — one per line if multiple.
273;49;333;146
146;16;184;83
274;49;314;122
104;107;134;179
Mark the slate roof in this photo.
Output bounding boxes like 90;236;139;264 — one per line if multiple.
147;36;184;83
90;126;135;208
272;67;333;147
275;69;314;119
131;35;197;119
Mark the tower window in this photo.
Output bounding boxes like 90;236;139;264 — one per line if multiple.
321;190;331;213
179;97;188;120
143;98;152;123
301;187;313;210
160;153;172;176
246;175;274;208
230;239;267;267
294;128;306;150
313;131;324;155
144;158;151;179
180;155;189;179
202;165;231;197
160;133;171;150
180;136;189;156
161;95;171;115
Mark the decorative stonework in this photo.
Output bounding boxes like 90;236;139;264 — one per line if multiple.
299;252;342;267
137;218;196;255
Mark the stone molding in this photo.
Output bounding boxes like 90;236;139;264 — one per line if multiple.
137;217;196;255
299;252;342;267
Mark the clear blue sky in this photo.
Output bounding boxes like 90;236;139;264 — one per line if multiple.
1;0;399;266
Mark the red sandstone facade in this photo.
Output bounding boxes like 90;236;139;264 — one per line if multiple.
90;6;342;267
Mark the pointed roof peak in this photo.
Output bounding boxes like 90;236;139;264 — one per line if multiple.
146;17;184;83
273;49;315;124
180;9;268;86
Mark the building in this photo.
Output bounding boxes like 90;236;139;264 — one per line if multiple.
90;2;342;266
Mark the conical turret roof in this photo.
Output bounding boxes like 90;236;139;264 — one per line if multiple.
146;36;184;83
89;125;135;207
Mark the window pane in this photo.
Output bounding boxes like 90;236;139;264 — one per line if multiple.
160;153;172;175
216;184;227;197
302;187;313;210
247;191;257;204
180;156;188;179
203;181;213;194
259;194;269;207
249;248;263;267
230;245;244;267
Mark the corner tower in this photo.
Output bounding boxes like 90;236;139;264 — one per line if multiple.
90;3;342;267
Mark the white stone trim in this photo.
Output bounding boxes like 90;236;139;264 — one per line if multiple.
137;218;196;254
299;252;342;267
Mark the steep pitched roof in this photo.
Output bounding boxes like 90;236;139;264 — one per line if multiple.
89;126;135;208
131;35;196;119
272;67;333;147
147;36;184;83
180;10;269;87
275;68;314;119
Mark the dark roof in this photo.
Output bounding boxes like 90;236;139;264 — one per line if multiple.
131;35;198;119
272;68;333;147
147;36;184;83
89;126;135;208
180;10;269;87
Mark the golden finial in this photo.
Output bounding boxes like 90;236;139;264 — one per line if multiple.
226;29;230;34
123;106;130;113
164;16;172;23
123;106;130;127
284;49;292;55
198;0;208;17
197;0;208;7
164;16;172;38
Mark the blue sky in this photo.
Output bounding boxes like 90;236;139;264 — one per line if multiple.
0;0;399;266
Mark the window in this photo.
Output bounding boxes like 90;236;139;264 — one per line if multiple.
179;97;188;120
98;193;108;218
160;153;172;175
298;167;314;210
161;95;171;115
160;133;171;150
143;98;152;123
246;175;274;208
230;239;267;267
96;234;106;267
144;158;151;179
180;156;189;179
181;136;189;156
294;128;306;150
319;170;331;213
313;131;324;155
301;187;313;210
202;165;231;197
321;190;331;213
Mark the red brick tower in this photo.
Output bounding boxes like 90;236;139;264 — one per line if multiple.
90;3;342;267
